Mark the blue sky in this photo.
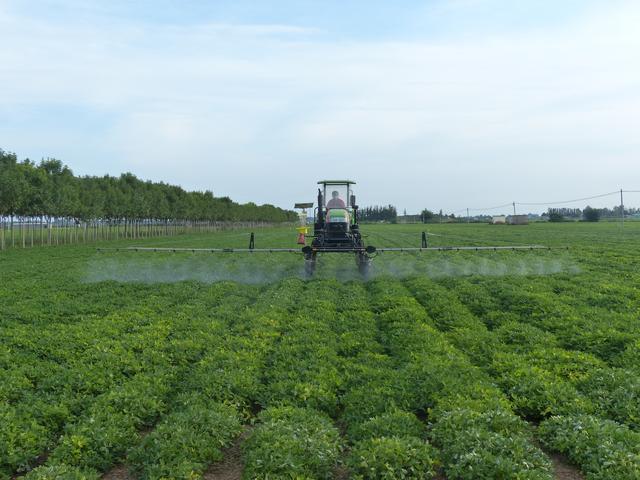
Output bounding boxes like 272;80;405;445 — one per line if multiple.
1;0;639;213
6;1;611;39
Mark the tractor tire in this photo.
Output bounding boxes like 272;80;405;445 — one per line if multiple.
304;253;317;278
356;253;371;279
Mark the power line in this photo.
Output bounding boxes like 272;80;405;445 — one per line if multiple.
469;202;514;212
515;191;620;206
448;203;513;214
440;189;639;217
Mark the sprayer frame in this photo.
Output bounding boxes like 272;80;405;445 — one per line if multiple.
303;180;373;276
96;179;561;278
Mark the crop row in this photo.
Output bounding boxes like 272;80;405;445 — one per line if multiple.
405;276;640;478
5;271;639;479
4;282;261;479
121;280;294;479
243;280;349;478
367;279;553;479
1;313;182;478
448;274;640;366
241;279;443;478
335;282;440;479
437;276;640;429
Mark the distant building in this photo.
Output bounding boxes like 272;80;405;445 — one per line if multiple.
508;215;529;225
491;216;506;224
397;215;422;224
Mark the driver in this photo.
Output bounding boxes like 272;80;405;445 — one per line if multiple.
326;190;346;208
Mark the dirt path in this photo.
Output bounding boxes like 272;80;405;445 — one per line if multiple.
91;426;587;480
550;452;585;480
102;465;132;480
529;436;584;480
101;429;252;480
204;428;252;480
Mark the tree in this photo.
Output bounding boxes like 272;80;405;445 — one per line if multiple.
359;205;397;223
0;150;28;219
583;206;600;222
548;210;564;222
0;148;298;231
420;209;434;223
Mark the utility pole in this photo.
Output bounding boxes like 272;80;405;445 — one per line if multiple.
513;202;516;216
467;208;470;223
620;189;624;227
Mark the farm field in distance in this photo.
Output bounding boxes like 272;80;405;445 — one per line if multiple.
2;222;640;479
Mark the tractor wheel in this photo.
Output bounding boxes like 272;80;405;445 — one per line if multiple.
356;253;371;279
304;253;317;278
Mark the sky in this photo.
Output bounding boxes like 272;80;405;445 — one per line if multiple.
1;0;639;214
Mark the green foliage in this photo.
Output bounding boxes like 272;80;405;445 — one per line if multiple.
493;321;559;353
483;310;522;329
48;412;138;471
583;206;601;222
0;404;49;478
548;211;564;222
0;149;296;222
260;316;343;415
524;347;605;383
47;372;173;471
431;407;552;480
341;383;414;427
445;327;499;365
491;352;594;420
186;341;264;411
578;368;640;429
360;205;398;223
371;279;552;480
420;208;435;222
539;415;640;479
338;349;415;426
128;397;242;480
405;277;480;331
348;411;425;443
23;465;100;480
243;406;341;479
348;437;439;479
4;222;640;479
615;339;640;371
91;373;172;427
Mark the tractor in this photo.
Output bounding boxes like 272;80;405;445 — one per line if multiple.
301;180;374;277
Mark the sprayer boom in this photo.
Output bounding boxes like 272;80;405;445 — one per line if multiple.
98;247;300;253
96;179;568;277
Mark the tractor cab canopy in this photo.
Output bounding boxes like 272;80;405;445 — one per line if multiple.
318;180;356;209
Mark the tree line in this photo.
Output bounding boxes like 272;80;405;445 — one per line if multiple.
359;205;398;223
546;206;637;222
0;149;297;248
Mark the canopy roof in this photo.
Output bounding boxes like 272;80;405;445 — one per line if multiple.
317;179;356;185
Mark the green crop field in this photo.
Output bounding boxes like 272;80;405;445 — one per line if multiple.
2;222;640;479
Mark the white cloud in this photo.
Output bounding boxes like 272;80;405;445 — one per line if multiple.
1;1;639;211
